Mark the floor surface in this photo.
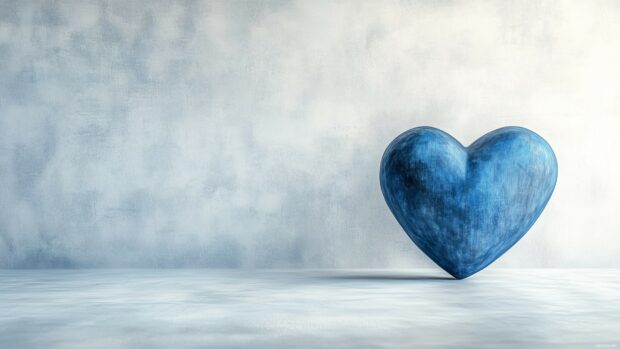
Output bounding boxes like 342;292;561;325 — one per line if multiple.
1;269;618;348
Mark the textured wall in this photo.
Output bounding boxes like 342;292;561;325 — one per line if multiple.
1;0;619;268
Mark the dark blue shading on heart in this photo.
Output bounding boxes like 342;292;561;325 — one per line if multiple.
380;127;557;279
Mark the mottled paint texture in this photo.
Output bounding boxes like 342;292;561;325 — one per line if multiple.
380;127;557;279
1;1;620;268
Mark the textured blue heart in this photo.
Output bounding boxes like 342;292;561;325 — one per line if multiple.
380;127;557;279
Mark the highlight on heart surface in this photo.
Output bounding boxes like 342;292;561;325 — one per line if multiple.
380;126;558;279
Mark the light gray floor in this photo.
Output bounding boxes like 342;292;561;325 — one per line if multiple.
1;269;618;348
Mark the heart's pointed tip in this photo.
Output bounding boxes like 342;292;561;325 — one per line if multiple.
451;274;470;280
446;270;475;280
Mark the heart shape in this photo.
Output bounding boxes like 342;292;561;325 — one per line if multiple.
380;126;557;279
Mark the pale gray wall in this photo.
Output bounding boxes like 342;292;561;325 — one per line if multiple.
1;0;619;268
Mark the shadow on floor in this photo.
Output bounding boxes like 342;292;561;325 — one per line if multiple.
319;273;454;281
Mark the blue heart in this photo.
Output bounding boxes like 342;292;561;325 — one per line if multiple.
380;127;557;279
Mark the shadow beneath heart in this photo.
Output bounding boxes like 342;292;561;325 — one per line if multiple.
319;272;454;281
